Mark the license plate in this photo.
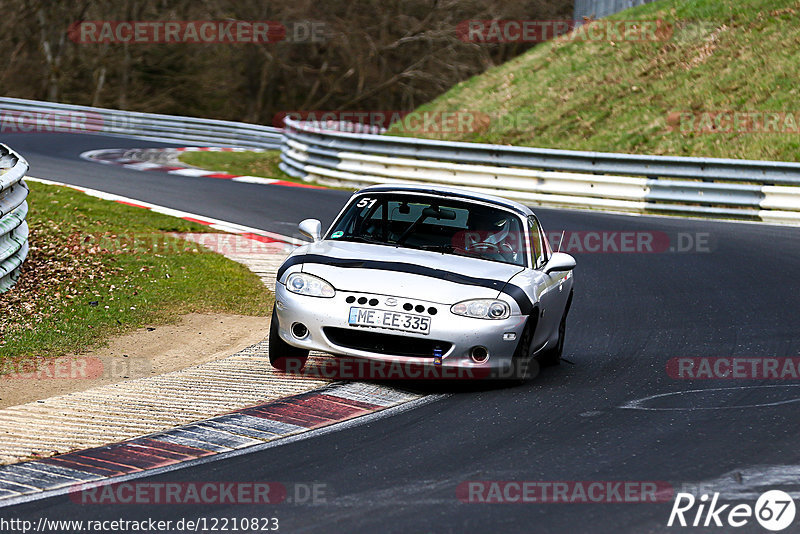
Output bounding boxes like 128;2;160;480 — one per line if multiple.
348;307;431;335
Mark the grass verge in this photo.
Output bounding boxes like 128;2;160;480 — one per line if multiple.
177;150;346;189
388;0;800;162
0;181;272;361
179;150;286;180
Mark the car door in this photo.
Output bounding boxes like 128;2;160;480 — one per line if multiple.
528;216;564;349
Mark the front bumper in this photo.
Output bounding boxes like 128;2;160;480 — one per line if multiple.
274;283;527;373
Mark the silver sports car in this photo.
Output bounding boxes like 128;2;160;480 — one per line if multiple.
269;184;575;381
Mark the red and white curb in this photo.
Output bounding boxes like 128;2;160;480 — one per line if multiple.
24;176;307;248
80;147;324;188
0;383;431;504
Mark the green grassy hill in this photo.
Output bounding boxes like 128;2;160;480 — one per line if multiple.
391;0;800;162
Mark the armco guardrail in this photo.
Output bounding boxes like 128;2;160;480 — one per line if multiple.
0;97;282;149
574;0;659;22
0;145;30;293
280;119;800;224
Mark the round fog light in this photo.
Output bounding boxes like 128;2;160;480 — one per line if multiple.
489;303;507;318
291;323;309;339
470;346;489;364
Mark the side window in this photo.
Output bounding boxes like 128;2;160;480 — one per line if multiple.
528;216;549;269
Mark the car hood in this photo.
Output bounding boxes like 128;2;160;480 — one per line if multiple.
286;240;525;304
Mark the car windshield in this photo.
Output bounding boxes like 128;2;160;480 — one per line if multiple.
327;193;527;267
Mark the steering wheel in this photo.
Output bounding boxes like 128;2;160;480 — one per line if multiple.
465;241;501;254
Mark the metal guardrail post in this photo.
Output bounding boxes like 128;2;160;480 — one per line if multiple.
0;145;30;293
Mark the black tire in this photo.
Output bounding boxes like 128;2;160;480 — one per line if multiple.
508;315;539;385
536;291;572;367
536;314;565;367
268;308;309;372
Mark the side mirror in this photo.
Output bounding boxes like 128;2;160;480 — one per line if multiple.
544;252;576;274
298;219;322;242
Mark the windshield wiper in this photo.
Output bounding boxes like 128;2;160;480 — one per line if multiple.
408;243;455;253
341;235;391;246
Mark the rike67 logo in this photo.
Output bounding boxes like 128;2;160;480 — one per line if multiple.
668;490;796;531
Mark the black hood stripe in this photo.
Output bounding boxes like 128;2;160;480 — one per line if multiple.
277;254;533;315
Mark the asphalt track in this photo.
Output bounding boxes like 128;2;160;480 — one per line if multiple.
2;132;800;533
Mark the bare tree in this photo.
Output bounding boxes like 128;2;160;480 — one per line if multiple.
0;0;573;122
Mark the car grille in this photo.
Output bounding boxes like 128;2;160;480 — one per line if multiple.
323;328;452;358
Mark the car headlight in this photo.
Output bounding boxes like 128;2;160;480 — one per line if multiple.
285;272;335;298
451;299;510;320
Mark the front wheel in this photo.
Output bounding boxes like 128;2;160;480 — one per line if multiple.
268;308;309;371
536;316;564;367
508;315;539;385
